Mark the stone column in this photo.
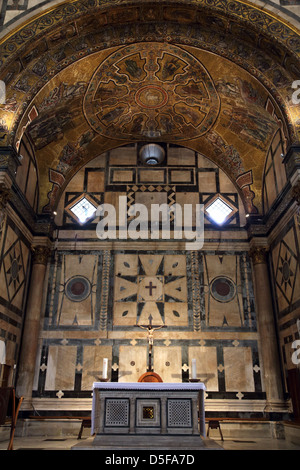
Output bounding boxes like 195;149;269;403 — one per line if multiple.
249;246;285;412
16;245;51;402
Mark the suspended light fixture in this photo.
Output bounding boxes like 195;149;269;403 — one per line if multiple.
139;143;165;166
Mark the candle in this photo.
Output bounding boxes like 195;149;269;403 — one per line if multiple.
102;358;108;379
191;358;197;379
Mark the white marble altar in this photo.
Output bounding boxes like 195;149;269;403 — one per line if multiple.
84;382;211;450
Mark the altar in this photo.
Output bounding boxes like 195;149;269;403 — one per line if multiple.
72;382;221;450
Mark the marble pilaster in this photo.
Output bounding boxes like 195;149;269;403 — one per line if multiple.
16;245;51;401
249;246;285;412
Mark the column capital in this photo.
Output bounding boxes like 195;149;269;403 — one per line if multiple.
249;246;268;265
0;146;21;179
291;181;300;205
282;144;300;181
0;187;10;210
31;245;51;265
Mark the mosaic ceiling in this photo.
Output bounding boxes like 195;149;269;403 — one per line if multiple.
0;0;299;214
83;42;221;142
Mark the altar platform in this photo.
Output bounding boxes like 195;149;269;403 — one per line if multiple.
73;382;222;450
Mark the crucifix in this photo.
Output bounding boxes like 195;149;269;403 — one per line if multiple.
136;314;166;372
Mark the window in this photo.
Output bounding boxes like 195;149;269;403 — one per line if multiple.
65;194;98;225
205;196;235;225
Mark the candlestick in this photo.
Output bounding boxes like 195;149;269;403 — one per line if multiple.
102;358;108;379
191;358;197;380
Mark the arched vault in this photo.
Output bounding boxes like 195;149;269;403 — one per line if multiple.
0;0;299;214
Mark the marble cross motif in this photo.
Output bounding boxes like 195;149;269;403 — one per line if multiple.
145;281;156;296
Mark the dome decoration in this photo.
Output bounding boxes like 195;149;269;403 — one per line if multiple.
83;42;220;142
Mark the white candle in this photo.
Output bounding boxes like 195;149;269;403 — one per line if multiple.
102;358;108;379
191;358;197;379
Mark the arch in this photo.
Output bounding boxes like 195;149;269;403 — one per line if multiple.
0;0;299;214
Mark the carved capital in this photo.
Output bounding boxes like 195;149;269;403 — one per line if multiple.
0;188;10;210
291;182;300;205
31;245;51;265
249;246;268;265
0;147;21;177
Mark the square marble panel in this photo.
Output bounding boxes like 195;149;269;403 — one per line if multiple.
113;302;137;326
223;347;255;392
153;346;182;383
45;345;77;391
118;346;147;382
175;193;200;225
138;276;164;301
138;169;165;183
87;170;105;192
81;345;112;389
198;171;216;192
188;346;218;391
111;169;134;183
109;147;137;166
115;253;138;276
169;169;194;184
104;191;127;223
168;147;195;166
164;254;186;276
164;302;188;326
135;191;167;215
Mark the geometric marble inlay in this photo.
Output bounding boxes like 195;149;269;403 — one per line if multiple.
114;253;188;327
167;399;192;427
105;399;129;427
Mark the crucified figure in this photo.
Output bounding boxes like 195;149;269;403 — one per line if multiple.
138;324;164;352
136;314;166;371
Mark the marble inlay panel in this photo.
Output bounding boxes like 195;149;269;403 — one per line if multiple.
153;346;182;383
223;347;255;392
188;346;218;391
45;345;77;391
81;345;112;389
118;346;147;382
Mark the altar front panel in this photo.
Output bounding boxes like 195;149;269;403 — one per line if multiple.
92;382;206;437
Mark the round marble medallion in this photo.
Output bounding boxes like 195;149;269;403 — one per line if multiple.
210;276;236;303
65;276;91;302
